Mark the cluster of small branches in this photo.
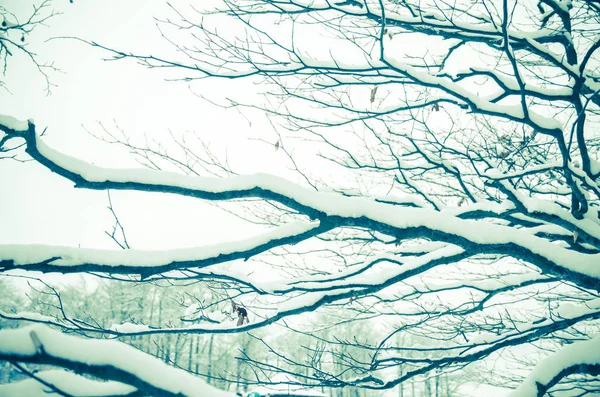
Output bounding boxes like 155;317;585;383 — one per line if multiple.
1;0;600;396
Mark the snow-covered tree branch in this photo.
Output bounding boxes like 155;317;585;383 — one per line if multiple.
0;325;234;397
2;0;600;396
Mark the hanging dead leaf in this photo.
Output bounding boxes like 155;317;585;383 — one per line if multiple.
370;86;378;103
236;306;249;326
432;103;440;111
274;140;280;151
573;230;578;244
388;32;393;40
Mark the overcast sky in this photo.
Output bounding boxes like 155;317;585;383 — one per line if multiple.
0;0;288;256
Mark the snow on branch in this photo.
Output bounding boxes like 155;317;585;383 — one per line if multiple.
0;369;137;397
0;114;28;131
0;325;234;397
370;303;600;390
0;220;323;277
510;336;600;397
0;246;470;336
380;57;563;136
1;120;600;291
285;245;466;292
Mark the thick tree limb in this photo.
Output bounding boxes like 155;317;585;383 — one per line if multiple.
0;325;234;397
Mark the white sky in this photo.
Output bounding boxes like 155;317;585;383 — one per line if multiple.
0;0;287;254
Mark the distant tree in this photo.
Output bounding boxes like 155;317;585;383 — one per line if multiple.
2;0;600;396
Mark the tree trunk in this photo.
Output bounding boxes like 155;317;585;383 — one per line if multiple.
172;333;182;365
236;348;242;392
155;296;164;357
188;335;194;371
444;374;450;397
164;334;171;364
398;366;404;397
337;349;345;397
148;287;157;324
207;334;215;384
194;335;200;374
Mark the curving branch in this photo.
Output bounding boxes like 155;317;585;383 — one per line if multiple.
1;119;599;291
510;335;600;397
0;325;234;397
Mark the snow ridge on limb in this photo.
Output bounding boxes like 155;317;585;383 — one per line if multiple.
0;249;473;337
355;304;600;390
510;336;600;397
0;220;323;277
0;369;138;397
0;246;470;336
1;120;600;291
0;114;28;131
0;325;234;397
